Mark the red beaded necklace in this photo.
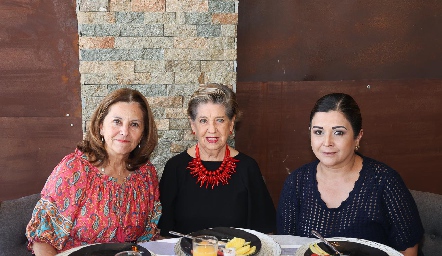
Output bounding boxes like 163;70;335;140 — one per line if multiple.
187;143;239;189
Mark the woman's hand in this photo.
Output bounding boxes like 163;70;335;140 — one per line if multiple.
400;243;419;256
32;242;57;256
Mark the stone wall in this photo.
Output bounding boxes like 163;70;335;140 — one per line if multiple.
76;0;238;176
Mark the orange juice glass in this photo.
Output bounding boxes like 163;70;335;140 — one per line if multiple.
192;235;218;256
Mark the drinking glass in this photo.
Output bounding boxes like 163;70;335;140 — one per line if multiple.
222;247;236;256
192;235;218;256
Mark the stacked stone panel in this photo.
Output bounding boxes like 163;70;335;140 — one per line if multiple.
77;0;238;175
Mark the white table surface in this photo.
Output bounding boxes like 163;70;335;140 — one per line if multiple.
138;235;316;256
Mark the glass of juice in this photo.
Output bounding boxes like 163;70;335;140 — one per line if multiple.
192;235;218;256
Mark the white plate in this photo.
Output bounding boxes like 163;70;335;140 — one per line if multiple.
174;228;281;256
295;237;402;256
238;228;281;256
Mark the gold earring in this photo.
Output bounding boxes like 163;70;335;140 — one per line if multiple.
355;145;360;151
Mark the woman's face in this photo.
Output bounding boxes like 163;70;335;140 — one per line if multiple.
310;111;362;168
100;102;144;159
190;102;235;154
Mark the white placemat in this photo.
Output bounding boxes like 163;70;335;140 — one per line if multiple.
174;228;281;256
295;237;402;256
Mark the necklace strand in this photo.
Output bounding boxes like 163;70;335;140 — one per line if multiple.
187;143;239;189
101;167;122;178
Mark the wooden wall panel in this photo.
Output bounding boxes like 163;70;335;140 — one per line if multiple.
0;0;81;200
0;117;80;199
238;1;442;82
235;81;442;206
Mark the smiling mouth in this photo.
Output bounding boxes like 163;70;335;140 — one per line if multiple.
206;137;219;143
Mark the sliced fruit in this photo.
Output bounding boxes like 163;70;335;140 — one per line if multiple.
242;245;256;256
309;243;329;255
309;243;321;254
226;237;246;250
314;243;330;255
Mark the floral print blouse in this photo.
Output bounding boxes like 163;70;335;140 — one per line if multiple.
26;149;162;253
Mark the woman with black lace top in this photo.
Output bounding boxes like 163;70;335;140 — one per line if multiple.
277;93;424;256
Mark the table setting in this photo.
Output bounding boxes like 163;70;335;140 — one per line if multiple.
141;231;403;256
55;227;403;256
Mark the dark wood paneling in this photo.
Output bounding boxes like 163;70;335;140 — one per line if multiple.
238;1;442;82
0;117;81;199
235;81;442;206
0;0;81;200
0;0;80;117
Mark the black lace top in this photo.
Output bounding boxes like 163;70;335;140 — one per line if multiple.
276;154;424;252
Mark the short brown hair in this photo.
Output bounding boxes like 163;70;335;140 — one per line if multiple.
77;88;158;171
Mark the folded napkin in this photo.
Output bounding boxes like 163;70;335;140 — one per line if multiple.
138;238;179;256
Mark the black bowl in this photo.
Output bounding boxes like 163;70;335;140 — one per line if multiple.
304;241;389;256
69;243;151;256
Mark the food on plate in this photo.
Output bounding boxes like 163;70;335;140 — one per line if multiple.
226;237;246;250
308;243;331;255
300;239;396;256
181;228;262;256
225;237;256;256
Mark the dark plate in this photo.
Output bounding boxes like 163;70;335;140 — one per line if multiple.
179;227;262;256
69;243;151;256
304;241;389;256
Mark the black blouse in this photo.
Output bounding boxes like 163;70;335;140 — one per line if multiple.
158;150;276;236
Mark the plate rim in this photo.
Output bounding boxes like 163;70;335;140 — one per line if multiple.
66;242;152;256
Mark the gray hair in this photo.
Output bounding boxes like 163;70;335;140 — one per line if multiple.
187;83;242;121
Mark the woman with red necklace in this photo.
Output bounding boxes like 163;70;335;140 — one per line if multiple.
158;83;276;237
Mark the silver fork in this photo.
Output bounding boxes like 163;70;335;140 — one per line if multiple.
168;231;227;246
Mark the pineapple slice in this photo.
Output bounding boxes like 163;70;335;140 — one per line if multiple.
225;237;246;250
235;244;250;255
240;245;256;256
